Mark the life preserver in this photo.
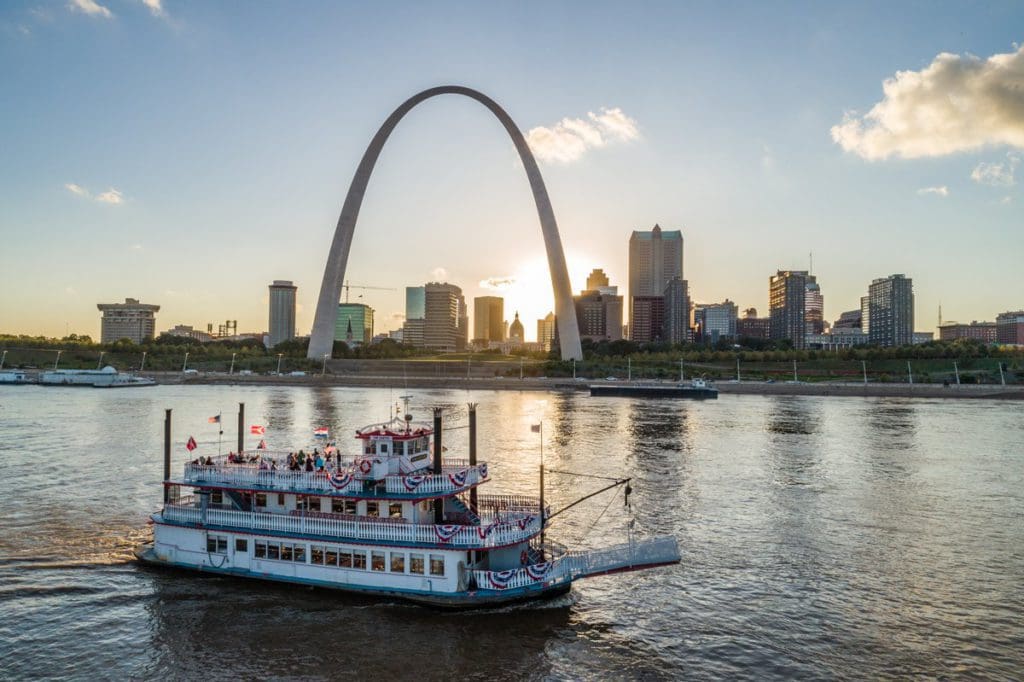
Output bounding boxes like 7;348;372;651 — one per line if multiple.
520;550;529;565
359;459;372;475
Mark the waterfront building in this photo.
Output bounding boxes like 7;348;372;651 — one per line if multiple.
663;277;690;344
473;296;505;344
268;281;297;348
334;303;374;346
833;310;862;330
996;310;1024;345
402;319;425;347
537;313;556;351
938;321;997;343
573;271;624;343
162;325;214;343
508;312;525;345
694;299;738;344
868;274;914;347
769;271;809;349
422;282;466;353
737;307;770;340
806;330;869;350
98;297;160;344
805;280;825;335
628;225;683;342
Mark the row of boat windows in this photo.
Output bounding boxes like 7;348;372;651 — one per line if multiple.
362;437;430;456
206;534;445;576
210;491;409;518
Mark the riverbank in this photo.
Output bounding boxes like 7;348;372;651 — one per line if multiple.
138;371;1024;400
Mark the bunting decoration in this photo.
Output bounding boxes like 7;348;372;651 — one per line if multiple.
477;521;501;539
329;472;353;489
447;469;469;487
479;463;488;479
434;525;461;542
403;475;426;492
486;569;517;590
515;515;536;531
525;562;552;581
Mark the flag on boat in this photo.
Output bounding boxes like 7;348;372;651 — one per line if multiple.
185;436;197;452
250;425;265;435
313;427;329;437
531;423;541;433
208;414;221;424
257;439;267;449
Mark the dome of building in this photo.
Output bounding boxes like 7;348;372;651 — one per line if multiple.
509;311;524;342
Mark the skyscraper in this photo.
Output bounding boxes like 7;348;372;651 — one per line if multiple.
805;279;825;335
574;270;624;342
537;312;556;351
628;224;683;342
769;270;808;349
405;286;425;320
860;295;871;337
868;274;914;347
663;277;690;344
422;282;465;352
694;300;738;344
334;303;374;346
97;298;160;344
268;281;297;348
473;296;504;344
586;268;610;291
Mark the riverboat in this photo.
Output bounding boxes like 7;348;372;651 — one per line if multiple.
590;377;719;400
136;404;680;607
39;366;156;388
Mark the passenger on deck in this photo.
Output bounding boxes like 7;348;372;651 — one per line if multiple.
315;453;324;470
259;459;269;471
204;456;214;466
297;450;306;466
305;457;314;472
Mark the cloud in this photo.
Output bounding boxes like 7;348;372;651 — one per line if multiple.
390;311;405;322
64;286;78;296
917;186;949;197
68;0;113;18
526;107;639;163
1001;195;1013;204
129;243;143;250
140;0;165;17
65;182;88;196
430;267;448;281
971;152;1020;186
831;45;1024;160
480;276;516;291
95;188;124;204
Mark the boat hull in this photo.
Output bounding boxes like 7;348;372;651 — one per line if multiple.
590;384;718;399
134;543;572;609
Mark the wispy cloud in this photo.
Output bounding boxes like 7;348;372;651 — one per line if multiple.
64;182;88;196
480;276;516;291
526;107;639;163
430;267;448;281
65;182;126;205
917;186;949;197
832;45;1024;160
140;0;165;17
68;0;113;19
971;153;1020;186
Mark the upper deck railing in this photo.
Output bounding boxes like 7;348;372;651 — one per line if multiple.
181;454;489;498
159;503;540;549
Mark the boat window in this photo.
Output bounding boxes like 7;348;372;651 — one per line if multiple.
352;551;367;570
379;442;389;454
332;498;345;514
371;551;385;571
255;541;267;558
235;539;247;553
390;552;405;573
281;544;293;561
325;548;338;566
277;493;285;506
296;496;310;511
267;543;280;560
293;545;305;563
410;554;424;574
366;501;379;517
389;503;403;518
429;555;445;576
211;491;223;506
339;551;353;568
255;493;267;508
364;443;373;455
344;500;358;514
311;546;324;564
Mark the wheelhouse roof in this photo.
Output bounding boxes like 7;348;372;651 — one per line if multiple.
355;416;433;440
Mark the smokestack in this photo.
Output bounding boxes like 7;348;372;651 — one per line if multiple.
237;402;245;453
433;407;443;524
163;409;172;504
468;403;478;515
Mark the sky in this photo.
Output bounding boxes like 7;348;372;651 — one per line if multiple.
1;1;1022;341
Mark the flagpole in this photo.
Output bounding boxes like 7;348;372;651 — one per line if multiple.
539;420;545;556
218;413;223;457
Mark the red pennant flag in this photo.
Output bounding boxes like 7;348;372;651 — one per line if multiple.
250;425;266;435
186;436;198;452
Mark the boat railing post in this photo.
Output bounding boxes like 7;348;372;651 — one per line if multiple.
163;408;172;504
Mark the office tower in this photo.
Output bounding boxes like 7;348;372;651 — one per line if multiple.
473;296;505;344
586;268;610;291
405;286;425;320
805;279;825;335
833;310;862;330
995;311;1024;344
860;296;871;337
574;271;624;343
457;294;469;351
693;299;738;344
421;282;464;352
938;321;997;342
537;312;556;351
97;298;160;344
663;277;690;344
737;307;771;340
769;270;808;349
868;274;914;347
628;224;683;342
267;281;297;348
508;312;525;344
334;303;374;345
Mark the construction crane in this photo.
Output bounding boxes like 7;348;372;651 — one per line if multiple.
342;281;396;303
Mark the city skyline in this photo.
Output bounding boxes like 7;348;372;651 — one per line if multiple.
2;3;1022;340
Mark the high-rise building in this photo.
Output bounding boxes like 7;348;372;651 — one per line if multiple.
628;224;683;342
334;303;374;346
268;280;297;348
867;274;914;347
860;296;871;337
805;280;825;335
663;277;690;344
473;296;505;344
537;313;556;351
694;299;738;344
737;307;771;340
97;298;160;344
421;282;465;352
405;286;426;320
508;312;525;344
996;310;1024;345
574;271;624;343
769;271;809;348
833;310;862;330
938;321;997;342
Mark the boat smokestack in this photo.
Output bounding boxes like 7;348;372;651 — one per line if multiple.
468;403;478;515
433;407;443;524
237;402;245;453
163;408;171;504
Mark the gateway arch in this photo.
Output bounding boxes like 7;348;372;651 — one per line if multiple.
307;85;583;361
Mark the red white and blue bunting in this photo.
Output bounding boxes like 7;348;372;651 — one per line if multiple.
328;472;352;489
525;561;552;581
486;569;517;589
403;475;426;492
447;469;469;487
479;463;488;479
434;525;461;542
515;515;536;531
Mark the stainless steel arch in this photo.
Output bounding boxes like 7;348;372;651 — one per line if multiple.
307;85;583;361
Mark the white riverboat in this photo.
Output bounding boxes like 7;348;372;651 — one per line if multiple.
136;405;680;607
39;366;156;388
